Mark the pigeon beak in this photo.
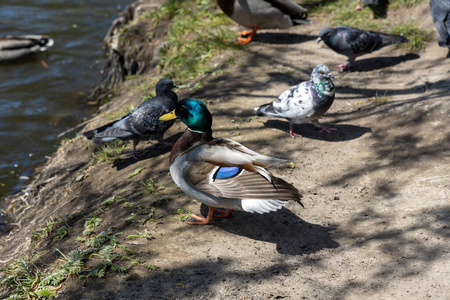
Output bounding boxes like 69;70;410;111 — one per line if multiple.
159;109;177;121
317;37;322;44
173;84;179;89
328;73;335;80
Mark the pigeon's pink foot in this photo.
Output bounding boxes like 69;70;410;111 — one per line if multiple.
289;126;303;138
318;125;337;133
131;150;144;160
335;63;352;72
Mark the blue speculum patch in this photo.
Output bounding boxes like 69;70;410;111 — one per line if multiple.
214;166;240;179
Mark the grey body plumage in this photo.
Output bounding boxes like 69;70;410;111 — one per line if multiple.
83;78;178;158
318;26;409;71
254;64;335;138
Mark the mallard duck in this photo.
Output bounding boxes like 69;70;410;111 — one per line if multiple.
318;26;409;71
0;35;54;62
83;78;178;159
254;64;336;138
217;0;309;44
159;98;303;225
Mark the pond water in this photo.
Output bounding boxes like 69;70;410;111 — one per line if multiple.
0;0;133;205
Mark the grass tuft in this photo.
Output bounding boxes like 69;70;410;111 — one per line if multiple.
31;217;70;244
139;178;165;194
389;23;434;52
90;140;127;164
136;0;241;90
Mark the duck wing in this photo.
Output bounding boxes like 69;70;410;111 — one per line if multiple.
180;138;303;213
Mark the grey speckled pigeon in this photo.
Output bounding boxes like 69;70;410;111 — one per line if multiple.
217;0;309;44
317;26;409;71
0;35;54;62
430;0;450;52
254;64;335;138
83;78;178;159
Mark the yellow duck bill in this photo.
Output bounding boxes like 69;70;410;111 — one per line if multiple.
159;110;177;121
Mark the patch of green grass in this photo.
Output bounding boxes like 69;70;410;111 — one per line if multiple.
389;22;434;52
2;221;133;299
124;213;136;226
82;215;102;236
173;208;192;222
123;201;133;208
89;246;128;277
31;217;70;244
128;166;146;178
0;258;42;299
90;140;128;164
151;0;241;85
390;0;423;9
143;264;160;271
85;226;119;248
119;244;138;255
139;177;165;194
101;197;115;206
115;195;127;204
369;90;391;104
119;0;240;97
0;250;86;300
124;74;140;81
126;235;139;240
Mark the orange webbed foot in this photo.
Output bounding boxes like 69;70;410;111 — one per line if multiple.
235;26;258;45
186;206;215;225
213;208;233;218
185;207;233;225
238;30;252;36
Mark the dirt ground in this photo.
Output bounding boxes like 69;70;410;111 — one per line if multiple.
1;1;449;299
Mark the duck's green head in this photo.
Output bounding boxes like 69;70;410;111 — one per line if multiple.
159;98;212;132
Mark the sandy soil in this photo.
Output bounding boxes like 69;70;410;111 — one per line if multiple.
1;1;449;299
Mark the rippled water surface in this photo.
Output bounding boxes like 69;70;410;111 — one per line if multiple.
0;0;133;203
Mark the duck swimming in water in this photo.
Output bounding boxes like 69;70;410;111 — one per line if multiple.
0;35;54;62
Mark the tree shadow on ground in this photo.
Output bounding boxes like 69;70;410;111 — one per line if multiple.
61;256;307;299
327;205;450;299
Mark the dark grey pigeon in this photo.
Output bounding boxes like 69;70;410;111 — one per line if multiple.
254;64;335;138
83;78;178;159
317;26;409;71
429;0;450;55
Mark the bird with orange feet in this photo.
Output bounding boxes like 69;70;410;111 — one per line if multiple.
216;0;309;44
159;99;303;225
